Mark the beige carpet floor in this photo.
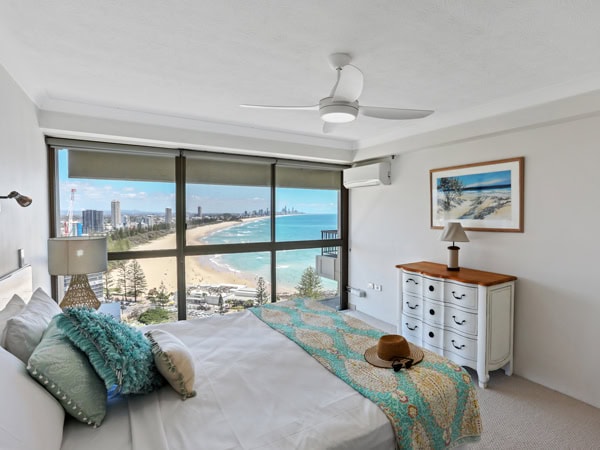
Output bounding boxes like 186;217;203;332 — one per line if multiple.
345;310;600;449
467;369;600;449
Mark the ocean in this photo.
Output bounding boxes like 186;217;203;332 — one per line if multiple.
199;214;339;292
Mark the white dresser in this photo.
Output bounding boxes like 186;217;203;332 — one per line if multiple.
396;261;516;388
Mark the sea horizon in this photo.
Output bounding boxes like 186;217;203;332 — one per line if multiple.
197;213;339;292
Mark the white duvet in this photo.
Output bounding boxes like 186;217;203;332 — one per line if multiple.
61;310;395;450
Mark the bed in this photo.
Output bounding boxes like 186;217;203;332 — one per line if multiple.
0;267;481;450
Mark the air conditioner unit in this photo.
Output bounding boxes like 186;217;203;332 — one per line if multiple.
343;161;391;188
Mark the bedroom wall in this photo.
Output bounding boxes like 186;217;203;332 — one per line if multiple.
348;112;600;408
0;65;50;292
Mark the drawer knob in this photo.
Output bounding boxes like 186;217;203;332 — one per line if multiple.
452;315;466;325
406;278;419;285
429;309;435;315
428;285;435;292
406;302;419;310
405;323;418;331
451;339;465;350
428;331;434;338
451;291;466;300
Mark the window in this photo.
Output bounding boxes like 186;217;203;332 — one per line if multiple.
49;139;348;322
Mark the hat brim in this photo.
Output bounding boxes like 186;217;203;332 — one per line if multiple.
364;342;424;368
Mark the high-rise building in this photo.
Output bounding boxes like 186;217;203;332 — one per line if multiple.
197;206;202;218
165;207;172;228
82;210;104;234
111;200;121;229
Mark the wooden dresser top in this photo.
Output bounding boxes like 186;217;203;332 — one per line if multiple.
396;261;517;286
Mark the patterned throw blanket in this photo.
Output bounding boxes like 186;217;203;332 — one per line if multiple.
250;299;482;449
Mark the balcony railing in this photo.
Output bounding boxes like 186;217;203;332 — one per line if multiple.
321;230;338;257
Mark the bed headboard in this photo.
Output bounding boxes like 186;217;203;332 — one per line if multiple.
0;265;33;309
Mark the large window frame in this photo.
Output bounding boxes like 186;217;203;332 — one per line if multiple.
47;139;349;319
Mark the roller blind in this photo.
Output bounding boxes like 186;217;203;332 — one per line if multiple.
276;167;341;190
50;138;345;188
69;150;175;182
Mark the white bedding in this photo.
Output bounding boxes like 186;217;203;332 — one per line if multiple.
62;310;395;450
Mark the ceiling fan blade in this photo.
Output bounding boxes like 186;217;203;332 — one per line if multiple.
360;106;434;120
240;104;318;110
331;65;363;102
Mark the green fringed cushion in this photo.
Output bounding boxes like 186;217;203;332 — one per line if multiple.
55;308;164;395
145;329;197;400
27;316;107;427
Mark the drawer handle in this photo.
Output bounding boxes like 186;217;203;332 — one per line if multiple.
406;278;419;285
406;302;419;310
405;323;418;331
429;309;435;315
452;315;466;325
451;291;466;299
428;285;435;292
451;340;465;350
428;331;435;338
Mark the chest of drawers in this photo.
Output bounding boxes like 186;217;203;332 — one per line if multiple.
396;261;516;388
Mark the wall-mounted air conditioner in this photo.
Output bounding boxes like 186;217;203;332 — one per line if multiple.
343;161;391;188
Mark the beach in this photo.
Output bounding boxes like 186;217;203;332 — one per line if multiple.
130;217;267;294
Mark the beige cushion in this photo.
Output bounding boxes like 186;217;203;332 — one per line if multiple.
145;329;196;400
4;288;62;363
0;294;26;347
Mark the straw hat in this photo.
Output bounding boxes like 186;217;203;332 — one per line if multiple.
364;335;424;370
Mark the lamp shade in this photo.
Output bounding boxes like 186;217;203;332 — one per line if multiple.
48;237;108;275
440;222;469;243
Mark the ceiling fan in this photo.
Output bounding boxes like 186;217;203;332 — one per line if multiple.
240;53;434;133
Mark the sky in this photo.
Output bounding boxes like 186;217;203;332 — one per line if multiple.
439;170;511;190
58;151;338;214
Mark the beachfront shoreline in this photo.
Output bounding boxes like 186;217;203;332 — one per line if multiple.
129;217;268;293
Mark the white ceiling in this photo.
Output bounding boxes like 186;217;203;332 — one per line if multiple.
1;1;600;153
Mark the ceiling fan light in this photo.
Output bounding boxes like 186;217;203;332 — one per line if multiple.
319;100;358;123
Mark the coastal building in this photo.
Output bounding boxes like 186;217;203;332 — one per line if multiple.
82;209;104;234
111;200;121;229
165;207;172;228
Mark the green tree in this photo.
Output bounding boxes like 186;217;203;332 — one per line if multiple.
296;266;323;299
103;261;120;300
127;260;147;302
255;276;270;305
438;177;464;211
113;260;129;301
147;281;172;309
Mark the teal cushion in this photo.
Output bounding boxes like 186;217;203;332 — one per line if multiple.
27;316;107;427
55;308;164;395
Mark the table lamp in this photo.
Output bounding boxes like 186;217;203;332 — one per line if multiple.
48;236;108;309
440;222;469;271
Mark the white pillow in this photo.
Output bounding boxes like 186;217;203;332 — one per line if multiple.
0;345;64;450
4;288;62;363
0;294;26;347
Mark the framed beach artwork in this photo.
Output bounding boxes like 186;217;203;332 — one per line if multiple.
430;157;524;232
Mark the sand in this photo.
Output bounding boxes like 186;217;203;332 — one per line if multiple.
129;217;267;294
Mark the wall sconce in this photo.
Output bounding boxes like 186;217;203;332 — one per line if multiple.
440;222;469;271
48;236;108;309
0;191;32;208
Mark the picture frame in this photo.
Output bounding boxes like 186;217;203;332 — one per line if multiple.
430;157;524;232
